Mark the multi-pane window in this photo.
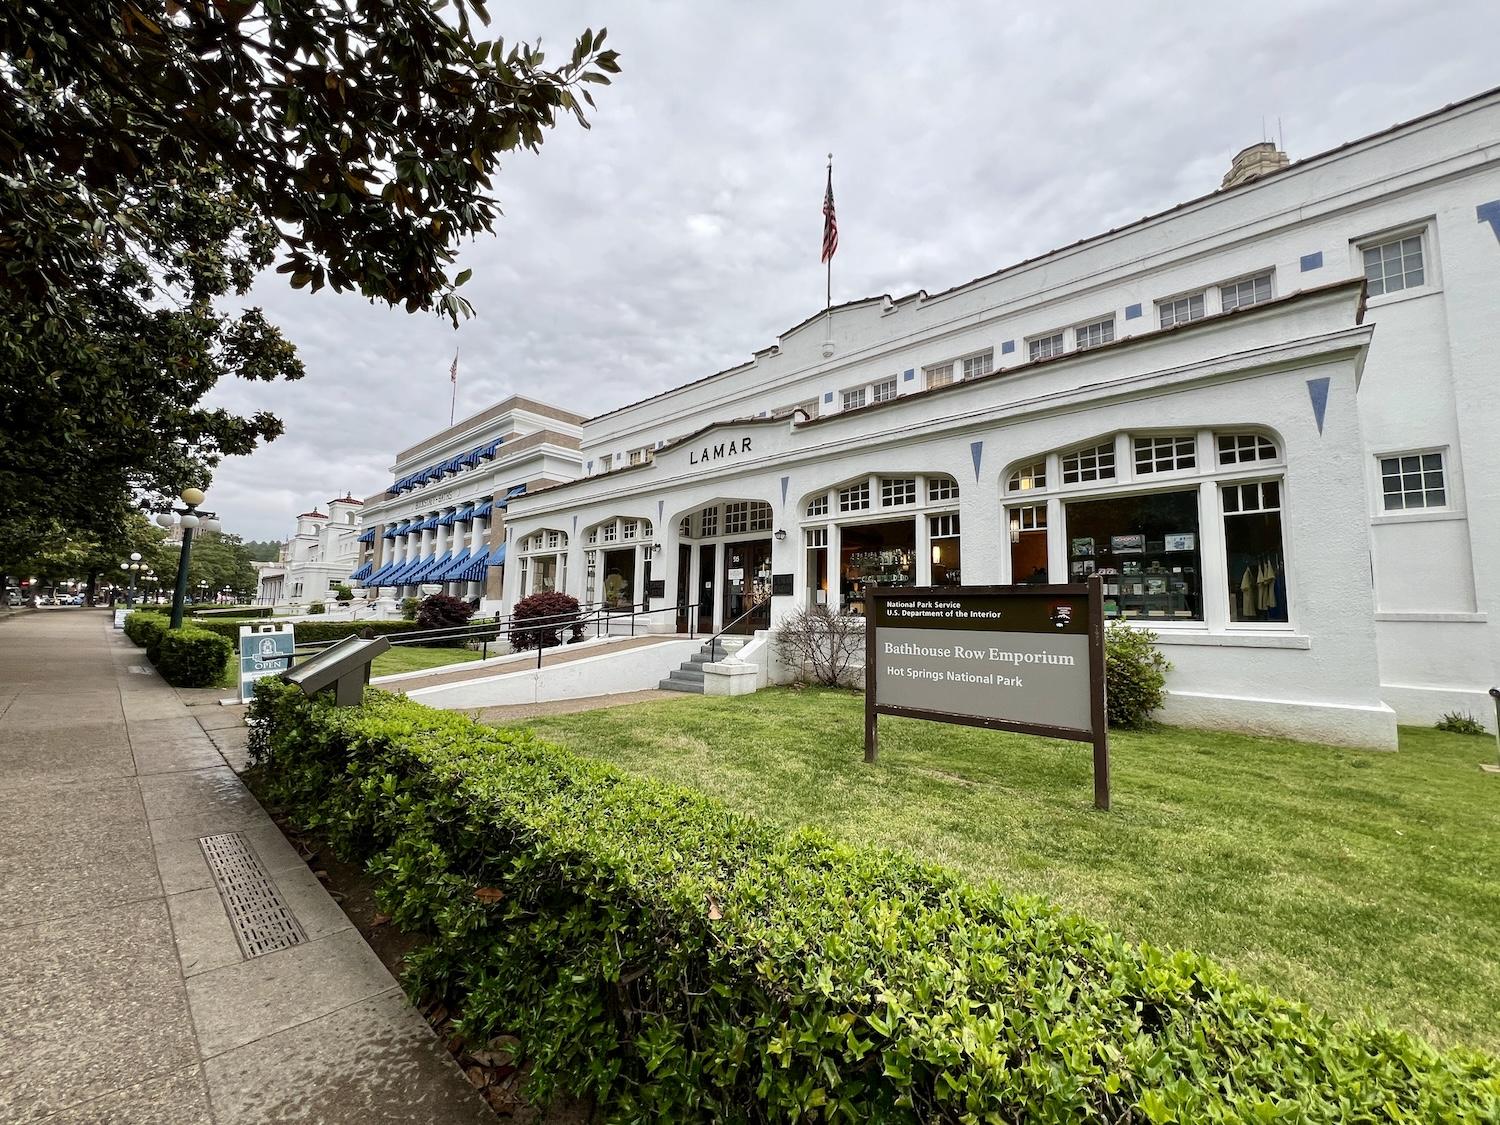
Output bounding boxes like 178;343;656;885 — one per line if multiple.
700;506;719;537
1380;452;1446;510
1223;480;1287;623
1220;273;1272;312
1061;442;1116;484
1028;332;1065;362
1217;434;1278;465
1013;504;1046;530
805;527;828;547
678;517;690;538
1075;317;1115;350
587;528;599;545
1363;234;1425;297
839;481;871;512
747;504;772;533
842;387;867;411
880;477;917;507
601;522;617;543
872;378;898;403
962;350;994;380
546;531;561;549
640;520;654;538
622;520;637;540
628;449;644;466
724;502;749;534
925;362;954;388
600;454;613;472
1158;292;1205;328
1008;461;1047;492
1134;435;1196;474
806;494;829;518
927;476;959;503
930;514;961;586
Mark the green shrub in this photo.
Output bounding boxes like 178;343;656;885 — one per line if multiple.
155;625;233;688
187;604;269;619
1436;710;1488;736
124;610;168;662
334;584;353;603
307;600;326;615
401;596;420;621
247;682;1499;1122
1105;621;1171;728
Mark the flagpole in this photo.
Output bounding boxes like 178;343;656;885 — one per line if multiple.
449;349;458;427
825;153;833;316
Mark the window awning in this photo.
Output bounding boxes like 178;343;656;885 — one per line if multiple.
365;562;396;584
456;546;490;582
480;439;503;459
472;500;494;519
388;555;427;585
437;510;459;527
410;552;451;583
490;542;507;566
349;562;373;582
383;526;400;539
453;504;476;523
434;548;470;582
358;529;375;544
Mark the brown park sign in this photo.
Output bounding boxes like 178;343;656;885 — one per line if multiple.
864;579;1110;810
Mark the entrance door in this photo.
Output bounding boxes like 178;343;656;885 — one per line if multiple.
676;544;692;632
697;544;715;635
722;539;773;635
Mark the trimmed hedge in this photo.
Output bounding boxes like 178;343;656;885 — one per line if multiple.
187;604;271;619
156;625;232;687
123;611;232;687
185;617;420;646
247;681;1500;1122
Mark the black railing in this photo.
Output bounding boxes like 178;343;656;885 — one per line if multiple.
704;601;769;657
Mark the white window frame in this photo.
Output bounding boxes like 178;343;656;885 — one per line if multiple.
1007;460;1047;494
1074;316;1115;351
806;494;830;518
1028;332;1065;362
927;476;959;503
1219;271;1273;313
871;377;898;404
880;477;917;507
842;387;867;412
1376;448;1448;513
961;350;994;380
924;362;954;389
1355;224;1434;302
1060;442;1116;485
1217;433;1278;466
1157;290;1206;329
838;481;872;512
1133;435;1197;476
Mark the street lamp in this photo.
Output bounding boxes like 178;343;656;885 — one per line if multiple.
118;551;143;608
155;487;221;629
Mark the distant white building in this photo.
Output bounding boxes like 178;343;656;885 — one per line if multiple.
256;494;364;607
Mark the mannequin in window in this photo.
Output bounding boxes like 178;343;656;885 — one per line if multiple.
603;569;628;608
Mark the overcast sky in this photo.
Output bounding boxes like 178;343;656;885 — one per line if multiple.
206;0;1500;541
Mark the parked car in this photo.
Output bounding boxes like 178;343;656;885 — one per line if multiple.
4;589;21;607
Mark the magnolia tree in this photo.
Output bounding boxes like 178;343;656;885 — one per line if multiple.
772;605;864;687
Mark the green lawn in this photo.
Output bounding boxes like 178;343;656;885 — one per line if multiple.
216;644;481;688
512;687;1500;1054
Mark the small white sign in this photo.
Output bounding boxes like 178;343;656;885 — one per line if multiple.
238;623;296;703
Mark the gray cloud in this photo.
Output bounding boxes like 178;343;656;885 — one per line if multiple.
205;0;1500;539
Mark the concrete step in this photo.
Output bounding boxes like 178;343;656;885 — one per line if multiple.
658;677;704;693
666;667;705;684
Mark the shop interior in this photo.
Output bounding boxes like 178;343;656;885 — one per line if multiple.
1064;490;1202;619
840;518;915;613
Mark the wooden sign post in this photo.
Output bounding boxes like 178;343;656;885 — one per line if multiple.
865;577;1110;810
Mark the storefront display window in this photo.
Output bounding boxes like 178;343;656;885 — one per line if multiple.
1065;490;1202;620
601;547;635;609
1008;504;1048;584
1223;481;1287;623
839;519;915;613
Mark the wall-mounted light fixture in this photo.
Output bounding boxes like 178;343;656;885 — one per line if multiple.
1009;516;1022;544
774;529;787;541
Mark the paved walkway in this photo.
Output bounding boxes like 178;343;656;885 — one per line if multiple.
0;611;492;1123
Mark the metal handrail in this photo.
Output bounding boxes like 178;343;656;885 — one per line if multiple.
705;600;769;656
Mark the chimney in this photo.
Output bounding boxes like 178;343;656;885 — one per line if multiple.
1221;142;1289;190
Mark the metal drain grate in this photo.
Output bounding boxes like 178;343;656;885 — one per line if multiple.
199;832;307;958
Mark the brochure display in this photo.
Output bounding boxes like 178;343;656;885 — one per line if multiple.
864;579;1110;809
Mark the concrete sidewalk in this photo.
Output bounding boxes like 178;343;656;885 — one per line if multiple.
0;611;492;1123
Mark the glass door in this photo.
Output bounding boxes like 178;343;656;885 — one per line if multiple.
722;539;773;635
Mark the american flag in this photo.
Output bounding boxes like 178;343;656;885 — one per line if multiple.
821;164;838;264
450;352;458;385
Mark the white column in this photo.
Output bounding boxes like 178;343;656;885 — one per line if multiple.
914;510;932;587
1197;479;1229;630
1046;496;1066;585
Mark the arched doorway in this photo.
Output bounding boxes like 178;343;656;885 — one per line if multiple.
674;499;774;635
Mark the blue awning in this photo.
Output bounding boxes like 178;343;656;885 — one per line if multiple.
422;514;441;531
437;510;459;527
409;552;451;583
365;563;395;585
455;546;490;582
434;548;470;581
387;555;426;585
358;529;375;544
349;562;373;582
480;439;502;459
472;500;494;519
383;527;399;539
453;504;476;523
490;542;507;566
